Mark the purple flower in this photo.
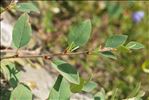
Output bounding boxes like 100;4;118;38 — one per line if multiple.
132;11;144;23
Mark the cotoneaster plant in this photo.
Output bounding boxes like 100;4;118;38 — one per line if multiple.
0;1;145;100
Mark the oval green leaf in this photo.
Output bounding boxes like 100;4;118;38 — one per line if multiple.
48;75;71;100
51;59;80;84
16;2;39;13
126;41;144;50
68;19;92;47
105;35;128;48
82;81;97;92
12;13;32;48
10;83;32;100
100;51;117;60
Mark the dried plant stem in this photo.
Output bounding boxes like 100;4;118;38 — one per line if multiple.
0;1;16;15
0;47;115;60
0;51;90;60
0;48;41;54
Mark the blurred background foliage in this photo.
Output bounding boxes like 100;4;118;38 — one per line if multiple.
1;0;149;99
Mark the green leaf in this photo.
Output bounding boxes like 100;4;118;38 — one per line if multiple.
124;90;145;100
70;75;96;93
117;45;130;53
128;82;141;98
12;13;32;48
124;83;145;100
94;88;106;100
100;51;117;60
105;35;128;48
16;2;39;13
126;41;144;50
6;63;20;88
0;61;20;88
68;19;92;47
70;77;85;93
48;75;71;100
82;81;97;92
106;2;123;20
10;83;32;100
111;88;118;100
51;59;80;84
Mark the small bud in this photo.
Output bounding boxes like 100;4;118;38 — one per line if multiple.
44;55;51;60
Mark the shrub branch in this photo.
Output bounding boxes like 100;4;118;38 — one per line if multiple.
0;47;116;60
